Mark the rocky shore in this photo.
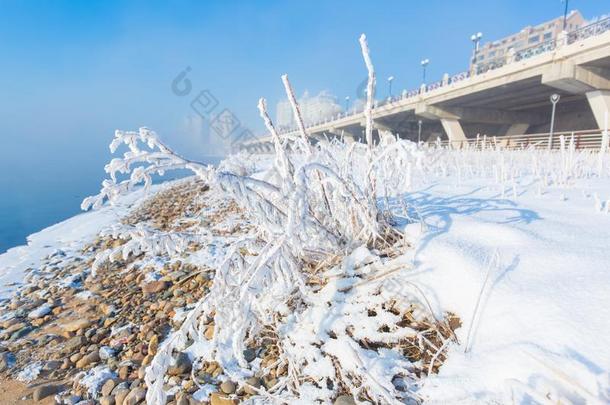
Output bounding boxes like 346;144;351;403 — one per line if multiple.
0;179;254;404
0;176;459;404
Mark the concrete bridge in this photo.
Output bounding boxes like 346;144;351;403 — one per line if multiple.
243;17;610;153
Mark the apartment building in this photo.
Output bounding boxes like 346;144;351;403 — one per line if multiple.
473;10;587;69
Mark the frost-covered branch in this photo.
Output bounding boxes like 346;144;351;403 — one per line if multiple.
359;33;376;149
281;74;312;155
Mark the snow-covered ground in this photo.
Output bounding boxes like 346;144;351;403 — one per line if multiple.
409;176;610;403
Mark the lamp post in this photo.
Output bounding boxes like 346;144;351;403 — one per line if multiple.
421;59;429;84
418;120;423;143
549;93;560;150
388;76;394;98
562;0;569;31
471;32;483;74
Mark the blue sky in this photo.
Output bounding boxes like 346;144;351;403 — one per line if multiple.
0;1;607;158
0;0;607;251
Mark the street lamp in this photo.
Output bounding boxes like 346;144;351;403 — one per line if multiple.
421;59;429;84
345;96;350;111
388;76;394;98
471;32;483;74
548;93;560;150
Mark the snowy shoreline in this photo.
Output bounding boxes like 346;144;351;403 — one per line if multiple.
1;146;610;403
0;182;174;299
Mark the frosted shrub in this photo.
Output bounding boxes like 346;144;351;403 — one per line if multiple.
82;33;447;404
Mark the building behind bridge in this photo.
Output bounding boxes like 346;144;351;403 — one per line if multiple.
474;11;587;72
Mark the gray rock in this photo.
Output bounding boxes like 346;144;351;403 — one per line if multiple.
63;336;87;354
75;351;100;368
0;352;15;372
176;395;190;405
334;395;357;405
27;304;52;319
10;325;34;341
33;384;63;401
220;380;236;394
111;381;130;395
123;387;147;405
167;352;191;376
43;360;62;371
63;395;82;405
243;348;256;362
99;346;116;360
244;377;261;395
99;396;115;405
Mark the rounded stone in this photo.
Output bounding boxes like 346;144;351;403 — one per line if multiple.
334;395;357;405
244;377;261;395
220;380;236;394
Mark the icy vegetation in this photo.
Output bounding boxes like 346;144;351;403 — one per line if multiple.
72;34;610;404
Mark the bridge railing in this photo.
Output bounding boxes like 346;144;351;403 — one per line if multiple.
568;16;610;44
514;38;557;62
428;129;609;151
275;16;610;137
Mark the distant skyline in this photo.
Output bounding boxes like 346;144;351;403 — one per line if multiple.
0;0;608;251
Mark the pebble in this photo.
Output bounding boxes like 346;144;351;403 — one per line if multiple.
99;346;116;360
63;395;82;405
118;365;131;380
244;377;261;395
0;317;19;329
111;382;131;395
33;384;63;401
61;319;91;333
75;351;100;368
176;395;190;405
27;303;52;319
100;396;115;405
168;352;192;376
334;395;357;405
10;325;33;340
204;325;214;340
101;378;117;397
123;387;147;405
3;321;26;335
147;334;159;355
210;392;238;405
0;352;15;372
141;280;169;294
100;303;116;316
116;389;132;405
243;348;256;362
220;380;236;394
63;336;87;354
43;360;62;371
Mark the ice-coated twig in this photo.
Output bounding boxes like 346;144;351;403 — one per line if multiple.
281;74;312;155
359;33;376;149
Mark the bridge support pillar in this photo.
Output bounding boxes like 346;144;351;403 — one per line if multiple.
327;128;358;143
342;133;356;144
440;118;467;142
586;90;610;130
373;121;396;144
504;123;529;136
